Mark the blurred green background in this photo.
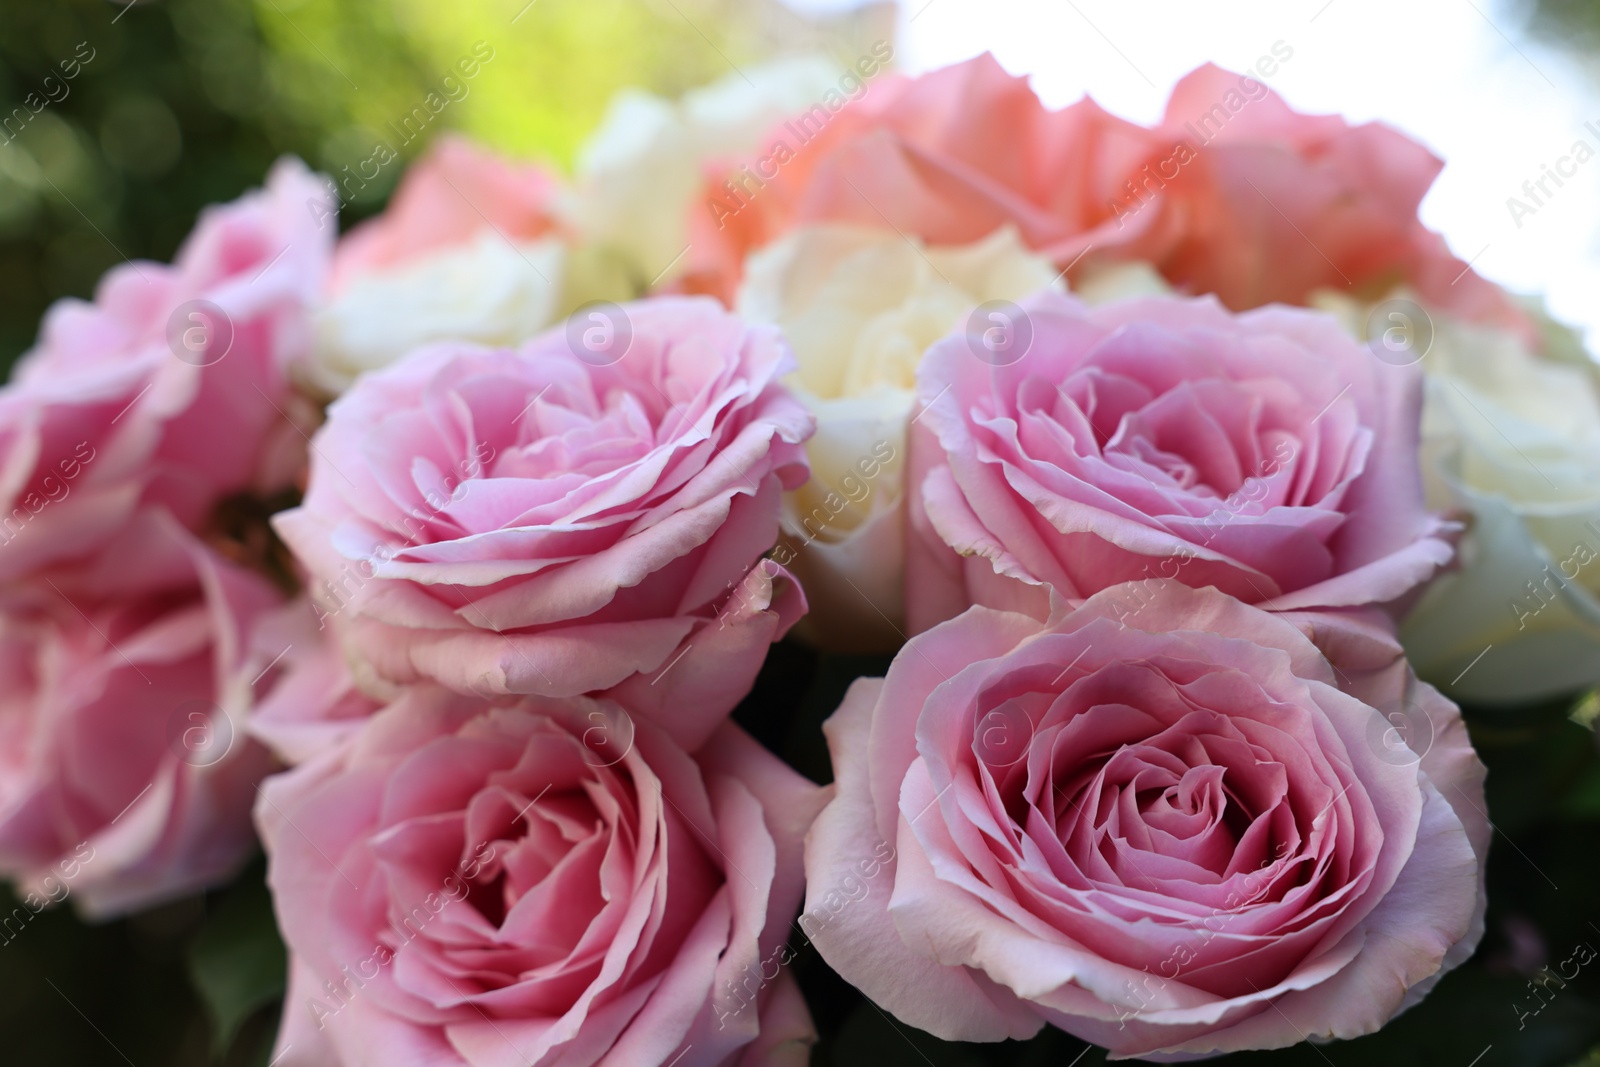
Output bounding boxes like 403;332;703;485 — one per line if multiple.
0;0;888;370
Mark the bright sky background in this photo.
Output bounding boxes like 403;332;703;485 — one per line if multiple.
797;0;1600;346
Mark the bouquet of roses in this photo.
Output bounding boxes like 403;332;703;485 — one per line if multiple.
5;43;1598;1066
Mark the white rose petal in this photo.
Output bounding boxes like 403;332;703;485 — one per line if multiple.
1317;289;1600;703
576;55;841;287
308;232;565;395
738;224;1059;651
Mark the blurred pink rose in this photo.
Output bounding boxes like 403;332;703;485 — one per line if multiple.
687;54;1524;337
907;292;1454;631
803;584;1488;1059
329;135;563;290
274;296;813;750
259;688;824;1067
245;598;385;767
0;157;330;587
0;510;286;918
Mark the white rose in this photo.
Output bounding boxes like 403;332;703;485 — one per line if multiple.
737;224;1059;650
308;231;566;395
576;55;841;287
1318;290;1600;703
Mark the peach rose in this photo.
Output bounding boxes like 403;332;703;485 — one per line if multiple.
686;55;1524;339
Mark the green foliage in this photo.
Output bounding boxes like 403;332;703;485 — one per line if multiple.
0;0;766;372
0;857;282;1065
187;869;287;1057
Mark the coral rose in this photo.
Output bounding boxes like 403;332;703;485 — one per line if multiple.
687;54;1523;338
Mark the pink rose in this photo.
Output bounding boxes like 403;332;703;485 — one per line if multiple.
687;55;1524;337
258;688;825;1067
0;158;330;587
907;292;1454;631
803;584;1488;1059
274;297;813;750
0;509;286;918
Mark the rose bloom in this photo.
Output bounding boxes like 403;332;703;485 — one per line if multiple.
907;291;1455;631
686;54;1523;337
575;54;841;291
0;158;329;586
259;687;824;1067
803;583;1488;1059
735;224;1058;650
309;136;577;396
1314;291;1600;703
0;510;286;918
274;297;813;750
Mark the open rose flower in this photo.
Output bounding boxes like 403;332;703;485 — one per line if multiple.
274;296;813;750
259;688;825;1067
309;136;572;396
907;291;1455;631
688;54;1523;338
0;158;329;587
803;583;1488;1059
736;223;1058;650
0;510;285;918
